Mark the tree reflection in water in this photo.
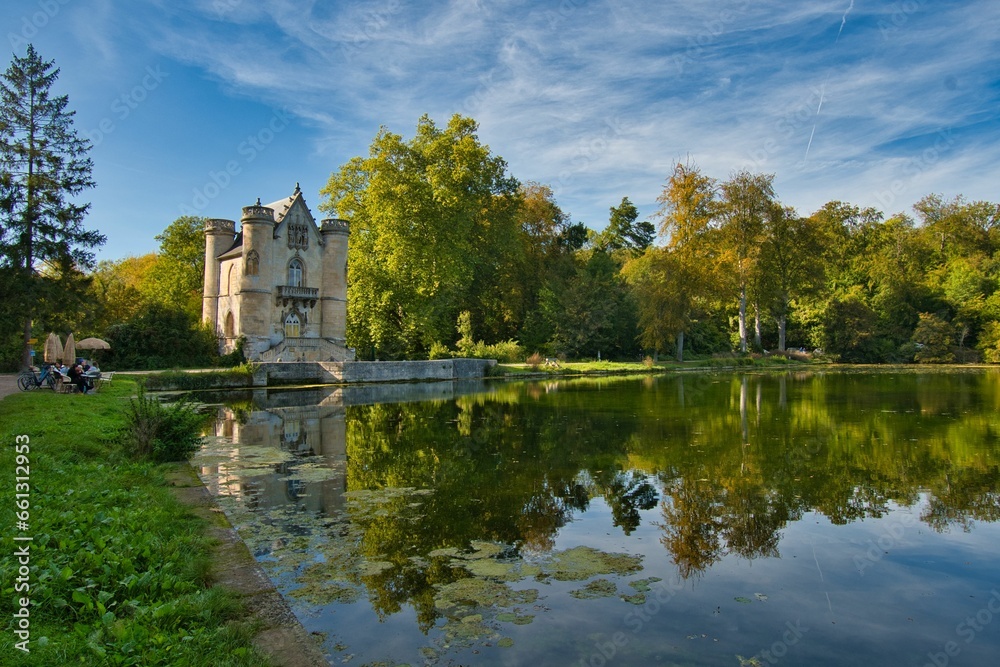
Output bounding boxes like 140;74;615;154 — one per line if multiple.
201;369;1000;632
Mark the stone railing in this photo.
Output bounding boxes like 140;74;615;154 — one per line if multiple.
276;285;319;308
277;285;319;299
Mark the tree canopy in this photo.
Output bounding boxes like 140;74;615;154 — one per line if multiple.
0;44;103;367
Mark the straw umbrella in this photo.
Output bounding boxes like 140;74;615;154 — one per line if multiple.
63;333;77;366
43;333;63;363
76;337;111;351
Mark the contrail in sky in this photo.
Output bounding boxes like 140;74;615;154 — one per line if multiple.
805;1;853;161
837;0;855;42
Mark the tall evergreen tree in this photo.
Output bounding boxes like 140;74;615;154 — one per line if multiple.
0;44;103;367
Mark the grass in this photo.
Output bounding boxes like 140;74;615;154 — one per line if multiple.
497;354;814;376
0;380;271;666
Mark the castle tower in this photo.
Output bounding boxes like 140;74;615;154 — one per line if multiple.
202;218;236;330
238;200;276;355
320;218;350;342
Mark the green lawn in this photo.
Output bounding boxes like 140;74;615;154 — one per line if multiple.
0;380;270;666
497;354;809;376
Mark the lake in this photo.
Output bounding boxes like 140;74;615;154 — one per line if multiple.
191;369;1000;667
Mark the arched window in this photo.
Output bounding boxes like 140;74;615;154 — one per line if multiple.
226;265;236;295
245;249;259;276
224;311;235;338
284;312;300;338
288;259;303;287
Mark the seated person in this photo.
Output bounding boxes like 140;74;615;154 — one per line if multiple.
66;363;89;394
83;363;101;390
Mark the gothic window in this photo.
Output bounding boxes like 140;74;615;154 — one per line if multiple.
245;249;259;276
224;311;235;338
226;265;235;295
287;221;309;250
288;259;304;287
284;312;301;338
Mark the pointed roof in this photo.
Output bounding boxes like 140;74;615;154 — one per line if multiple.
265;182;305;224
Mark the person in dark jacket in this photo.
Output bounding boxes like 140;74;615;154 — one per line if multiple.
67;363;89;394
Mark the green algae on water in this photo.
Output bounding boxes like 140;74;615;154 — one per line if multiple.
288;580;362;605
544;546;643;581
628;576;662;593
569;578;618;599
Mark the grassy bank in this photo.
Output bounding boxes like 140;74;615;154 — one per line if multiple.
496;354;814;376
0;380;270;666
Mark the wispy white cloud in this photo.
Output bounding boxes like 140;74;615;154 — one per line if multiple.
54;0;1000;238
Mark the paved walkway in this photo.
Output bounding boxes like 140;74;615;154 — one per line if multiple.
0;373;19;401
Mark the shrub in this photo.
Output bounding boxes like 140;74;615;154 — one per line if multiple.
470;339;524;363
526;352;544;369
118;384;205;461
428;341;453;360
142;364;256;391
643;355;654;369
218;335;247;367
978;321;1000;364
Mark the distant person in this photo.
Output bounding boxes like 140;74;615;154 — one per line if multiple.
67;363;89;394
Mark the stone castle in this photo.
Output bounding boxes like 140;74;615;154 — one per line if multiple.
202;184;355;362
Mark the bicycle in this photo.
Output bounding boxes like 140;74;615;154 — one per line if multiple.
17;364;58;391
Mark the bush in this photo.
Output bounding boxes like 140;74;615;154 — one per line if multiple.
118;384;206;461
218;335;247;367
978;321;1000;364
469;339;524;363
428;341;453;360
104;304;218;370
526;352;544;369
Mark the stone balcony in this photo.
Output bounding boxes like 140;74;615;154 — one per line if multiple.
276;285;319;307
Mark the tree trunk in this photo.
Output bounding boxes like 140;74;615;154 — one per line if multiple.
738;284;747;353
753;306;762;351
21;317;32;370
676;330;684;363
778;314;786;352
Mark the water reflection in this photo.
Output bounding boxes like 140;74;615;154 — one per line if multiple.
193;370;1000;665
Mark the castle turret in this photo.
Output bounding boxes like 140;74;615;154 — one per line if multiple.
202;218;236;330
238;201;275;355
320;218;350;342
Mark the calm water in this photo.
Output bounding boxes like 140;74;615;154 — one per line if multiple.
192;370;1000;667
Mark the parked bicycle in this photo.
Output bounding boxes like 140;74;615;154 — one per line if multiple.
17;364;58;391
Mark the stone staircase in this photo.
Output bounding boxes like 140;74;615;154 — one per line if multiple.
258;338;355;363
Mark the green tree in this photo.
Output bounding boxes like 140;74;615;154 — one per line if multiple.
89;254;160;332
147;216;206;318
912;312;955;363
622;248;687;359
649;161;720;359
321;115;521;358
537;250;638;359
0;44;104;367
757;206;825;351
595;196;654;255
716;170;775;353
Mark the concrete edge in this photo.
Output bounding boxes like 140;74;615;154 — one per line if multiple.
165;465;329;667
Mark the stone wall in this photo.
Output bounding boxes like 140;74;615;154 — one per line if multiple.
252;358;496;387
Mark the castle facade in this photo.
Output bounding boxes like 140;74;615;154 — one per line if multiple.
201;185;354;362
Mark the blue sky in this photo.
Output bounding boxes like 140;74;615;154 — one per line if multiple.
3;0;998;261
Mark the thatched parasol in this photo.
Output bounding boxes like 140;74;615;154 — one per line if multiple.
63;333;76;365
76;337;111;350
43;333;63;363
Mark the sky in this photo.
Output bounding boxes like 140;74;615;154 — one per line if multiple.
3;0;998;262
